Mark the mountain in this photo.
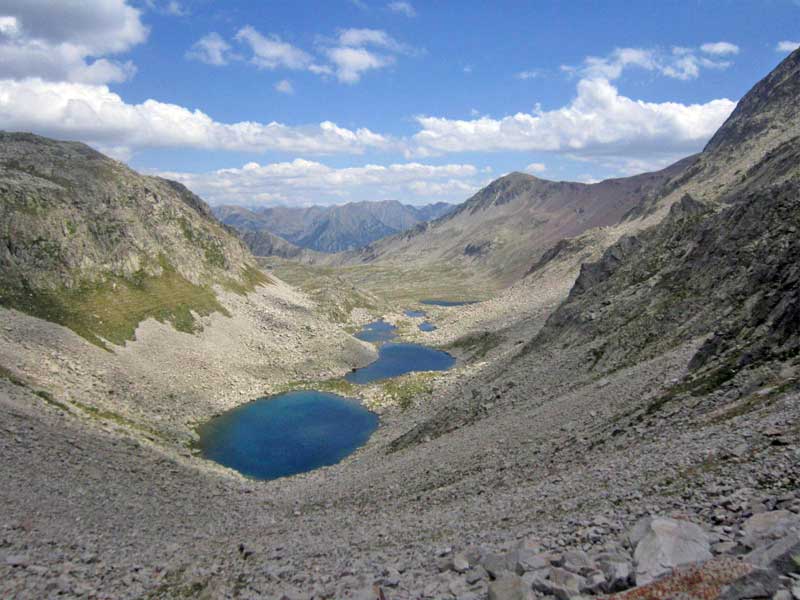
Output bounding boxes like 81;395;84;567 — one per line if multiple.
392;48;800;453
0;132;271;348
336;159;695;285
214;199;454;254
0;130;374;440
236;228;308;260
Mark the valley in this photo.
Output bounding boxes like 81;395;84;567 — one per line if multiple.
1;38;799;600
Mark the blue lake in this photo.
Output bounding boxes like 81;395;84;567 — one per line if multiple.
404;309;427;318
420;299;478;307
196;390;378;480
419;321;437;332
354;319;397;344
346;342;455;384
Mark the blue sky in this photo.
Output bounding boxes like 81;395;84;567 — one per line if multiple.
0;1;798;206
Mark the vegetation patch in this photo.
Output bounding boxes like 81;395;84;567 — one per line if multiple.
0;256;230;349
446;331;503;361
0;365;69;411
381;372;437;410
220;264;273;296
71;400;163;439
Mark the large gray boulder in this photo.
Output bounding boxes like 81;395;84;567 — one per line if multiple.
741;511;800;549
632;516;712;585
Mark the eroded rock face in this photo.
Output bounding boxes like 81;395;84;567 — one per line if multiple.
632;517;712;585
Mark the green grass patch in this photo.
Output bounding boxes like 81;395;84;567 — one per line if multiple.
381;372;437;410
446;331;504;361
71;400;163;439
273;377;358;397
0;257;230;349
0;365;69;411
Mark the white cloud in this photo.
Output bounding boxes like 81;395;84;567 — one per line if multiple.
186;33;233;66
700;41;739;56
525;162;546;174
235;26;312;70
516;70;542;80
0;0;147;84
159;159;482;205
411;77;735;163
387;2;416;17
275;79;294;94
578;45;733;82
326;46;392;83
776;40;800;53
0;78;395;156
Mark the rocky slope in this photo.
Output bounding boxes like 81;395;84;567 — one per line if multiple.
215;199;454;254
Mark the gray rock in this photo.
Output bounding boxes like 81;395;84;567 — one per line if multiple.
5;555;29;567
482;553;515;579
560;549;595;575
515;550;555;574
746;536;800;574
488;573;527;600
633;517;712;585
595;554;633;592
717;567;779;600
548;566;587;600
742;511;800;549
452;553;470;573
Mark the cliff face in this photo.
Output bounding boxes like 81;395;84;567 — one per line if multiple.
0;132;268;347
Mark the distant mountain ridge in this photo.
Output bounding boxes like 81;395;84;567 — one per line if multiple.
214;200;454;254
334;159;696;285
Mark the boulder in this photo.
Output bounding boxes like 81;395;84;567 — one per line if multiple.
633;517;712;585
595;553;634;592
741;511;800;549
488;573;527;600
745;535;800;575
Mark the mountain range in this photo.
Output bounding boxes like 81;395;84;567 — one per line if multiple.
214;199;453;254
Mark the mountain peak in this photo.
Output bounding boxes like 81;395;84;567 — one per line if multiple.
704;47;800;154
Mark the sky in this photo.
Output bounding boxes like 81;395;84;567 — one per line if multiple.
0;1;798;207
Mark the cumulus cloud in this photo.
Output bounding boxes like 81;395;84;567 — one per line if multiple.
186;32;233;66
577;45;734;82
159;159;482;205
326;46;392;83
700;41;739;56
411;77;735;161
234;26;313;70
274;79;294;94
0;0;147;84
525;163;546;173
776;40;800;53
387;2;416;17
0;78;395;156
189;26;413;84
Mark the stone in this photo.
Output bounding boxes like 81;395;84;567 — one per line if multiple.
452;553;470;573
5;555;29;567
548;566;587;600
560;549;595;575
633;517;712;585
488;573;527;600
482;553;515;579
515;550;555;574
596;554;633;592
742;512;800;549
746;536;800;574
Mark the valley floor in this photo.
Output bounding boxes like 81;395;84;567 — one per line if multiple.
1;259;798;599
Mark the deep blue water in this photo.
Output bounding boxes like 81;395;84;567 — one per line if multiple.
354;319;397;344
420;299;478;307
346;342;455;384
196;391;378;480
404;309;427;318
419;321;437;332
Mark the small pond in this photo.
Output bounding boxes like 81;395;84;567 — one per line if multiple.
418;321;437;332
346;342;454;384
354;319;397;344
404;309;427;318
196;390;378;480
420;299;478;307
